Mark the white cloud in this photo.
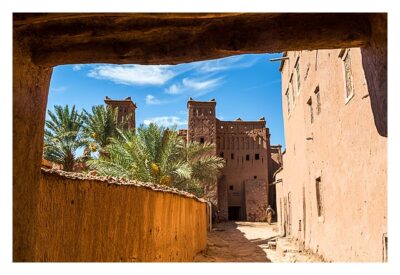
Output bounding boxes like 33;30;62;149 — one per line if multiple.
165;77;223;95
177;110;188;116
165;83;180;94
72;64;84;71
145;94;163;105
87;64;176;86
50;86;67;93
197;55;262;73
182;77;222;90
143;116;187;127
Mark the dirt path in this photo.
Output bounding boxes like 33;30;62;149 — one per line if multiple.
194;221;323;262
194;221;272;262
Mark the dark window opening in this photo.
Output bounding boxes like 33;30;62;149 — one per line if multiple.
307;97;314;124
295;61;301;92
316;177;323;217
228;207;241;221
200;137;205;144
314;86;321;115
254;176;257;179
255;153;260;160
231;153;234;159
229;185;234;190
219;152;224;158
290;76;295;105
341;49;354;100
285;88;291;114
246;154;250;161
383;233;388;262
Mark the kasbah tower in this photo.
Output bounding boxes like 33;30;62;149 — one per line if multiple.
104;95;282;222
185;98;282;222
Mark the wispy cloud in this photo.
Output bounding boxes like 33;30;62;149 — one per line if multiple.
50;86;68;93
145;94;164;105
165;77;223;95
85;55;263;89
87;65;176;86
197;55;263;73
165;83;181;94
177;110;188;116
143;116;187;127
72;65;84;71
242;78;281;92
183;77;222;90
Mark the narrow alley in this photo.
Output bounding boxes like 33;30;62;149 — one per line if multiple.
195;222;324;262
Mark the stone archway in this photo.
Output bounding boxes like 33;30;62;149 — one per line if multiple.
13;13;387;261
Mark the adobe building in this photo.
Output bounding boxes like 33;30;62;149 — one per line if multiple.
275;49;387;262
104;96;137;130
268;144;283;221
184;98;281;221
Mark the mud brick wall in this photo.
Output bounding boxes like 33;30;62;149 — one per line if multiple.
32;169;208;262
244;179;268;222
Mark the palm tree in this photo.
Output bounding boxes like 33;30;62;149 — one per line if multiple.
88;123;225;196
88;123;192;185
43;105;85;171
185;141;225;183
172;141;225;196
82;105;119;155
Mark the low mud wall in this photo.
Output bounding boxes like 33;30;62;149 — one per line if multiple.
33;169;208;262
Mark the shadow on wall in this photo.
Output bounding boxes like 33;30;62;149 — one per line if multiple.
361;14;387;137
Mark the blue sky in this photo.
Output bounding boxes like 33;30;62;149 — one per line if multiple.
48;53;285;148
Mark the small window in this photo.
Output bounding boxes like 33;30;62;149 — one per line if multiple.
339;49;354;103
200;137;205;144
307;97;314;124
383;233;388;262
255;154;260;160
229;185;234;191
314;86;321;115
285;88;290;114
231;153;234;160
219;152;224;158
295;60;301;93
290;75;295;106
254;176;257;179
285;88;291;115
316;177;324;217
246;155;250;161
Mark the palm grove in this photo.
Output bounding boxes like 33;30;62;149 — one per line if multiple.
43;105;225;197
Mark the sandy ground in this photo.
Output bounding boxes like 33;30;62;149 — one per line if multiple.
194;221;324;262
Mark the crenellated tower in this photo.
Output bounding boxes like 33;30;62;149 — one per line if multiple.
187;98;217;144
104;96;137;131
187;98;218;206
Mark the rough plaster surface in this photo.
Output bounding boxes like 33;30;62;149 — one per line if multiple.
276;48;387;262
244;180;268;222
14;13;372;66
13;38;53;261
31;169;208;262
